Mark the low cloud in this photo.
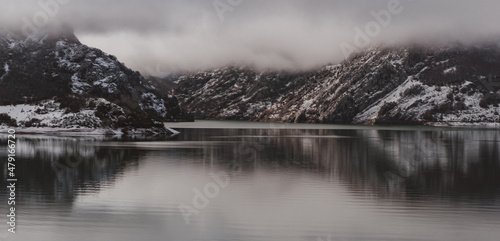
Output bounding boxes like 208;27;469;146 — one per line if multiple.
3;0;500;75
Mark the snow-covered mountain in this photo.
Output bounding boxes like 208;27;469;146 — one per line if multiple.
0;25;192;133
172;43;500;126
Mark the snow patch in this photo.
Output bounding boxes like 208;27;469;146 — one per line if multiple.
0;63;8;82
354;76;452;123
71;74;91;94
140;93;168;117
443;66;457;74
437;59;449;65
95;57;115;69
0;98;116;129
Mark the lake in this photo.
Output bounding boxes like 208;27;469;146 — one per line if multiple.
1;121;500;241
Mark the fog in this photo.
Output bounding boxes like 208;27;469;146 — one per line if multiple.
3;0;500;75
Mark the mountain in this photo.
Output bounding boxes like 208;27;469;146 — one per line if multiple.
0;25;192;134
171;43;500;126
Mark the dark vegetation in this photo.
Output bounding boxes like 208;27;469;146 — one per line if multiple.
480;93;500;108
0;113;17;126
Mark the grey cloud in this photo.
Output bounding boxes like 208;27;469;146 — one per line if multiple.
2;0;500;74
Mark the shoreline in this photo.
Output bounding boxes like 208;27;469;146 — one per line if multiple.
1;120;498;136
168;120;500;131
0;126;179;137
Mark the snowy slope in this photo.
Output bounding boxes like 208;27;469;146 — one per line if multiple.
0;98;176;135
0;98;114;128
172;44;500;126
0;26;192;133
0;26;192;123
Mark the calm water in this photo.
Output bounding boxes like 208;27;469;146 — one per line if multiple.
1;121;500;241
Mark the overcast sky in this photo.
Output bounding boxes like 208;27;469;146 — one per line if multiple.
3;0;500;75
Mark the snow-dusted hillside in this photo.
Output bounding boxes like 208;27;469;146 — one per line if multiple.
172;44;500;126
0;26;192;133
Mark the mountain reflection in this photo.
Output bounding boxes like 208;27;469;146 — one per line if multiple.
1;127;499;205
176;128;500;199
0;136;144;203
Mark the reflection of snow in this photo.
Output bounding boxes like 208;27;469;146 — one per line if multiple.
361;129;499;180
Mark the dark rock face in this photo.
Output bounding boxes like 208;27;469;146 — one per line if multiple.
0;27;193;130
171;44;500;125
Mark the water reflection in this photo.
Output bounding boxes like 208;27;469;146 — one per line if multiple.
171;128;500;199
2;128;499;203
1;136;144;203
0;126;499;240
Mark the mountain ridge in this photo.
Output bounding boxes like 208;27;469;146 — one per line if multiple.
0;26;193;134
167;42;500;126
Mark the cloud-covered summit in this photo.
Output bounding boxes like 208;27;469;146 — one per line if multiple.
3;0;500;75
